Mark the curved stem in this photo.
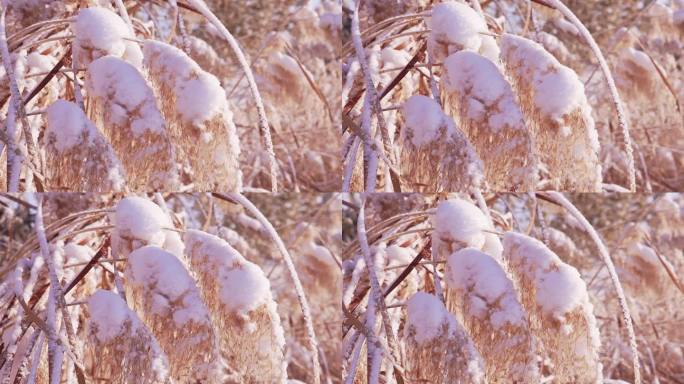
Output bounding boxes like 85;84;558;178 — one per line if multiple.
543;192;640;383
224;193;320;384
186;0;278;192
547;0;636;192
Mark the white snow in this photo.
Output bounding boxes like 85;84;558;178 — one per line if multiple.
114;197;169;246
184;230;271;316
126;246;210;325
405;291;451;343
385;245;414;266
73;7;142;67
142;40;228;126
627;242;659;266
446;248;526;327
503;232;588;318
270;52;300;75
87;289;137;341
622;47;654;71
86;56;165;135
433;198;491;251
401;95;447;146
74;8;129;58
428;2;499;62
45;100;91;151
501;34;587;121
442;51;526;133
25;52;55;74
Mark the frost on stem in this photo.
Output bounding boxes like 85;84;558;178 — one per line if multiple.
124;245;223;383
44;100;125;192
432;198;502;262
445;248;539;382
441;51;539;191
72;7;142;68
502;232;602;383
501;34;602;192
402;292;485;384
400;95;484;192
86;290;170;384
184;229;287;383
85;56;180;190
427;1;499;63
142;40;242;191
111;196;184;260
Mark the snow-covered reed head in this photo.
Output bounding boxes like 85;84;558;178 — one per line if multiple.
183;229;287;383
501;34;602;192
427;1;499;63
44;99;125;192
85;56;180;190
111;196;184;259
124;245;223;383
72;7;142;68
402;292;485;384
142;40;242;191
445;248;539;382
86;290;170;384
441;51;538;191
502;232;602;383
432;198;502;262
400;95;484;192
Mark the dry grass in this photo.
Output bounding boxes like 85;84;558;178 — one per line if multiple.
342;192;684;383
0;193;341;384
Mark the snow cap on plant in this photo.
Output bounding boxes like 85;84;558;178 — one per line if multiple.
142;40;242;191
427;1;499;63
445;247;539;381
86;56;180;190
400;95;484;192
502;232;602;383
403;291;485;383
86;289;170;384
124;245;224;383
45;99;125;191
441;50;539;191
183;229;287;382
501;34;602;192
432;198;502;261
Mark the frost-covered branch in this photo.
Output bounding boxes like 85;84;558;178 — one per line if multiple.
34;196;64;384
0;4;21;191
357;197;401;379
